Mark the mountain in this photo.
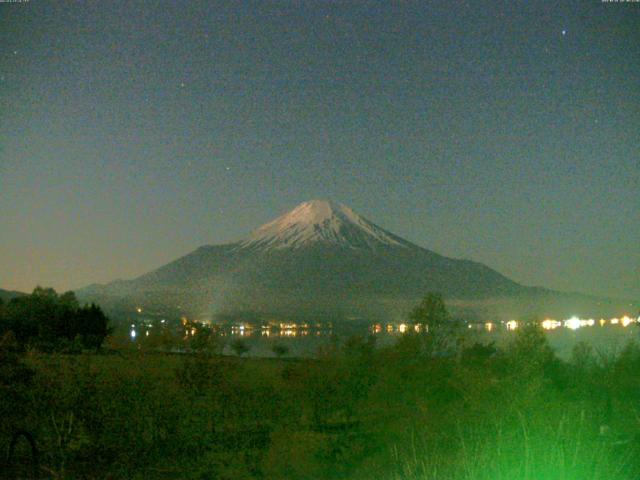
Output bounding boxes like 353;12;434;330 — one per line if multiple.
79;200;630;322
0;288;26;303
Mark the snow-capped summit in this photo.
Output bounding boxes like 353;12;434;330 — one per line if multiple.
239;199;407;250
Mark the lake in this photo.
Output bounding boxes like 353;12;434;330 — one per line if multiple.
216;316;640;359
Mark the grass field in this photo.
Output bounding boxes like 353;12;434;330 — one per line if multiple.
2;326;640;479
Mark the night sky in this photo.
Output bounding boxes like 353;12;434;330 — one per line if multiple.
1;1;638;299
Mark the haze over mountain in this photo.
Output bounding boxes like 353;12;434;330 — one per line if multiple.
79;200;630;322
0;289;26;304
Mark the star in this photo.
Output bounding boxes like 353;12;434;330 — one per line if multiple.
13;50;18;55
561;29;567;36
180;82;186;88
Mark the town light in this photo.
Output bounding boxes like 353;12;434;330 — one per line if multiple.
564;317;581;330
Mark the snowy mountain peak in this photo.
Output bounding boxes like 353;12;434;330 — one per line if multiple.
239;200;407;250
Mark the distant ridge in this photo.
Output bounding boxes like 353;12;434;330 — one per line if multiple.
0;288;26;303
78;200;632;321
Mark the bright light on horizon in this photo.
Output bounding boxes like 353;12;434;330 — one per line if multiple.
542;319;561;330
564;317;582;330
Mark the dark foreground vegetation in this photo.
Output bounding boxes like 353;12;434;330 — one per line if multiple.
0;287;109;353
1;292;640;479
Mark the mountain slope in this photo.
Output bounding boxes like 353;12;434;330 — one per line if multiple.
79;200;621;321
0;288;26;303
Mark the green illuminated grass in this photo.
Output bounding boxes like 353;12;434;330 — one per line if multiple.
2;329;640;479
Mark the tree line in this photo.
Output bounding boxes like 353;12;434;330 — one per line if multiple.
0;287;110;351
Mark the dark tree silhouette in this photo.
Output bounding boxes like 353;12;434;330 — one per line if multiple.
231;339;250;357
0;287;110;351
272;343;290;359
409;292;450;330
408;292;460;357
